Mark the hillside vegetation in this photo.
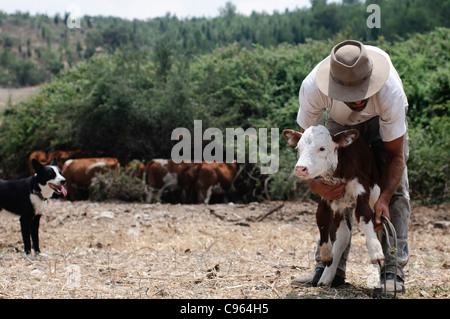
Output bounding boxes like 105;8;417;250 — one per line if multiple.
0;1;448;204
0;0;448;87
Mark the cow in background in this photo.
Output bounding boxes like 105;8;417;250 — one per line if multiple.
144;160;238;204
195;162;237;204
178;162;202;204
28;150;93;175
62;157;120;200
144;159;185;203
28;151;48;174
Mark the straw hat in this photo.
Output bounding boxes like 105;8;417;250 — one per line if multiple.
316;40;390;102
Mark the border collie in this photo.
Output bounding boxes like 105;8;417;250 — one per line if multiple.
0;158;67;256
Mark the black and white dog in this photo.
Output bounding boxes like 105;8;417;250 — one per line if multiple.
0;158;67;256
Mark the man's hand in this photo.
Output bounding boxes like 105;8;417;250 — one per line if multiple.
307;178;346;201
373;195;391;232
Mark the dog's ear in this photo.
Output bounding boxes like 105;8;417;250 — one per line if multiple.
50;157;58;166
32;159;43;172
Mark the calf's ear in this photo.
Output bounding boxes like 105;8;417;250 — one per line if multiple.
332;129;359;148
282;129;302;147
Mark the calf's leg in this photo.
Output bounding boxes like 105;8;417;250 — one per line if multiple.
316;200;333;266
356;193;385;267
318;211;352;286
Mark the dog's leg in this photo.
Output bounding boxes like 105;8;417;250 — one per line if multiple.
19;216;32;255
31;214;42;254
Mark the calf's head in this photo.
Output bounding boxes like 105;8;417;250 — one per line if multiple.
282;125;359;180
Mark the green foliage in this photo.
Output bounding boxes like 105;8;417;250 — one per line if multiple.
380;27;450;203
383;28;450;122
0;49;49;86
0;0;449;87
189;41;330;130
0;48;195;176
407;114;450;204
0;27;449;203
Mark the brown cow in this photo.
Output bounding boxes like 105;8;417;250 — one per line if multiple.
144;159;181;202
28;149;92;174
144;160;238;204
48;150;93;169
195;162;237;204
62;157;120;200
144;159;203;203
178;162;201;204
28;151;48;174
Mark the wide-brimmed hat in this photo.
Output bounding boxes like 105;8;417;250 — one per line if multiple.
316;40;389;102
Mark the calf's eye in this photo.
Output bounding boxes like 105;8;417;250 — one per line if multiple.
319;147;325;151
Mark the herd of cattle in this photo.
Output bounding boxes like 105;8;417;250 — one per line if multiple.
28;150;238;204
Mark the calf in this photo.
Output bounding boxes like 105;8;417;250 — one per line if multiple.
144;159;182;202
195;162;237;204
283;125;384;286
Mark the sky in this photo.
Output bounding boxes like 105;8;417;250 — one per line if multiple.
0;0;341;20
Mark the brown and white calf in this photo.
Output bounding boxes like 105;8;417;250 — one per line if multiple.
283;125;384;286
195;162;237;204
144;159;181;202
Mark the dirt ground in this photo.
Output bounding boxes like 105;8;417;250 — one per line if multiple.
0;199;448;299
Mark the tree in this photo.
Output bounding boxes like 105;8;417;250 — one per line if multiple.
152;36;173;84
219;2;237;23
343;0;360;4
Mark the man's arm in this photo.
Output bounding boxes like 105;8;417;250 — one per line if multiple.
373;135;405;231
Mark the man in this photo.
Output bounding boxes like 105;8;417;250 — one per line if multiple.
292;40;410;296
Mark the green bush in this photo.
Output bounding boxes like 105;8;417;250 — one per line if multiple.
1;29;449;203
407;114;450;203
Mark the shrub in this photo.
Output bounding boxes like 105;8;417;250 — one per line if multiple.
1;29;449;203
407;114;450;204
89;166;148;202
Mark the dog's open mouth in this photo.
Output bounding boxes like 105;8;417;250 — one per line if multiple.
49;183;68;197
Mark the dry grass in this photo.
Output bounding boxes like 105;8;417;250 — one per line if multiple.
0;200;448;299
